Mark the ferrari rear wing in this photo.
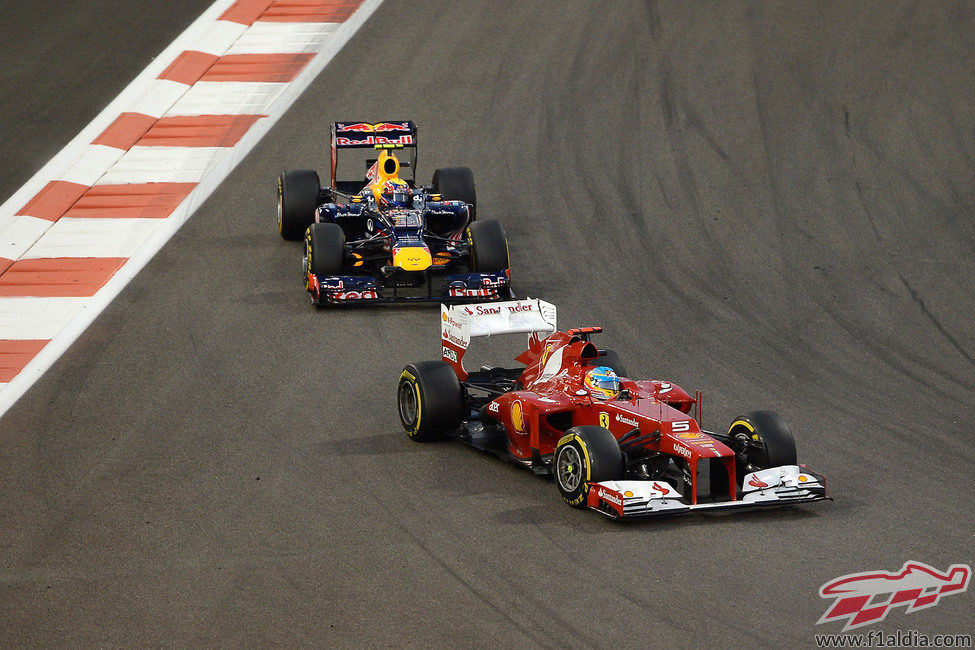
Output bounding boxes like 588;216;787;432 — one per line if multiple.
442;299;557;379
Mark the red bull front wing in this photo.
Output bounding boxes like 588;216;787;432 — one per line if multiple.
307;270;511;306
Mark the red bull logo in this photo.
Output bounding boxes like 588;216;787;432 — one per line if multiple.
330;290;377;301
449;287;494;297
818;561;971;631
337;122;375;132
336;121;412;132
335;135;414;147
373;122;412;131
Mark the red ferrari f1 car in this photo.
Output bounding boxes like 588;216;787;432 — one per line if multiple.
396;299;828;519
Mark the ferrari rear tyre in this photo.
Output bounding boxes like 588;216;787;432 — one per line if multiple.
433;167;476;220
467;219;510;273
397;361;464;442
306;222;345;277
554;426;623;508
279;169;320;240
727;410;797;482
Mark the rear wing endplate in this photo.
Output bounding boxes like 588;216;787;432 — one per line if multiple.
441;299;557;379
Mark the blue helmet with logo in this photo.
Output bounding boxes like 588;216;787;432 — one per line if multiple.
585;366;620;400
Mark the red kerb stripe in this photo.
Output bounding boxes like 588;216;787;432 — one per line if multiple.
0;340;50;382
262;0;364;22
0;258;128;297
63;183;198;219
93;113;158;150
16;181;89;222
138;115;264;147
202;53;315;83
220;0;274;25
158;51;220;85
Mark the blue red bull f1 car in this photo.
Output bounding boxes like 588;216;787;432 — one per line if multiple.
277;121;512;306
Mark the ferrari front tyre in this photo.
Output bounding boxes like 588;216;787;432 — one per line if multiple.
432;167;476;220
278;169;320;240
466;219;510;273
306;222;345;277
727;410;798;482
397;361;464;442
554;426;623;508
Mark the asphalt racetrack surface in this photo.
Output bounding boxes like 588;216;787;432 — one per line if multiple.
2;1;972;646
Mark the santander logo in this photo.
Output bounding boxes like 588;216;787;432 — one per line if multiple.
817;561;971;631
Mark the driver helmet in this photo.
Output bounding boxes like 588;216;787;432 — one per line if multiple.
380;178;411;208
584;366;620;400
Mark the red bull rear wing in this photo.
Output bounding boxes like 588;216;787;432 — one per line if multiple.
330;121;418;192
332;121;417;148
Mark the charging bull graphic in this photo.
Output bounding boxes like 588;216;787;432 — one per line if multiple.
818;561;971;631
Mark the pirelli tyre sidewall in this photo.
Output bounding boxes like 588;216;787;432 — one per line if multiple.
727;410;798;481
278;169;320;240
554;425;623;508
466;219;510;273
306;222;345;277
432;166;476;220
397;361;464;442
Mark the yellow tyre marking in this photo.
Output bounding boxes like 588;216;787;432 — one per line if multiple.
730;418;760;441
277;177;284;233
304;230;313;289
556;433;592;506
730;419;755;433
466;228;476;270
576;435;592;483
400;374;421;437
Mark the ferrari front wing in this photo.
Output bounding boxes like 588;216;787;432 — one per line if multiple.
586;465;828;519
